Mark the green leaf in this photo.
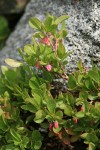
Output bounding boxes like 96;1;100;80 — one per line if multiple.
77;60;84;72
84;79;96;90
1;65;8;75
55;15;69;25
79;91;88;100
64;105;73;116
90;107;100;118
58;29;68;38
81;133;98;144
1;144;15;150
95;102;100;110
21;104;37;113
61;21;66;30
10;129;21;143
5;59;22;67
49;24;57;33
29;76;40;89
29;17;42;30
24;44;35;55
22;136;29;148
3;69;18;82
25;97;35;105
57;41;66;59
25;95;42;110
55;110;63;120
75;111;85;118
68;75;77;90
53;127;62;133
32;130;43;141
0;108;4;116
47;99;56;114
33;93;42;108
34;141;42;150
66;92;75;106
88;143;96;150
0;116;8;131
88;68;100;84
33;32;44;38
88;95;98;101
42;70;53;82
44;14;53;31
34;109;46;123
81;133;88;138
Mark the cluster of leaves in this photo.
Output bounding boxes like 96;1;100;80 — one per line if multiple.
0;16;10;49
0;14;100;150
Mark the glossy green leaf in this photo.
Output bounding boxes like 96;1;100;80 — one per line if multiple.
68;75;77;90
77;60;84;72
53;127;62;133
5;59;22;67
81;133;98;144
88;69;100;84
24;44;35;55
22;136;29;148
47;99;56;114
34;109;46;123
34;141;42;150
10;129;21;143
88;143;95;150
44;15;53;31
32;130;43;141
0;108;4;116
21;104;37;113
29;76;41;89
57;41;66;59
29;17;42;30
58;29;68;38
0;116;8;131
64;105;73;116
75;111;85;118
1;65;8;75
55;15;69;25
66;92;75;106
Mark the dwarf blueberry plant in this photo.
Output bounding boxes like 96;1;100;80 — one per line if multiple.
0;14;100;150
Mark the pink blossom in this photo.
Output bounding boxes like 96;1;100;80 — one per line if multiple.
73;118;78;124
46;64;52;71
80;106;84;111
36;62;41;69
43;37;50;46
54;121;59;128
49;123;53;131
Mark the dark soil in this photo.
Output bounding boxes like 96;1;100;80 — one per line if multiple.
41;135;87;150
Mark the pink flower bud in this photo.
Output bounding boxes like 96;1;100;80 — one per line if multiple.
46;64;52;71
73;118;78;124
36;62;41;69
80;106;84;111
49;123;53;131
54;121;59;128
43;37;50;46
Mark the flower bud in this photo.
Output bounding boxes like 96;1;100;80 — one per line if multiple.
36;62;41;69
43;37;50;46
54;120;59;128
73;118;78;124
46;64;52;71
49;123;53;131
80;106;84;111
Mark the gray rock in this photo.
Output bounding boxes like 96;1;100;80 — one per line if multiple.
0;0;100;71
